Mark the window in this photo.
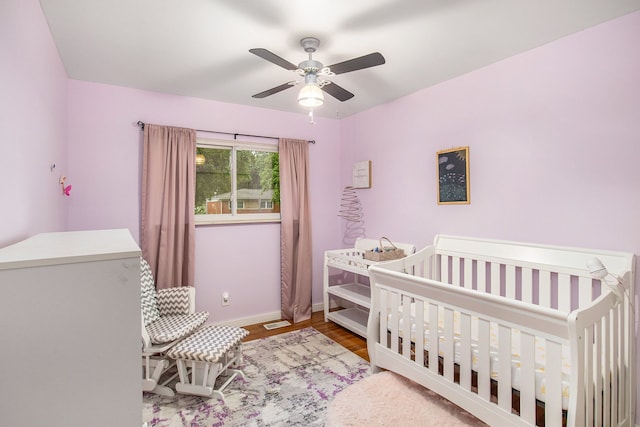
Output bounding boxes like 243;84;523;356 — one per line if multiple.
195;139;280;224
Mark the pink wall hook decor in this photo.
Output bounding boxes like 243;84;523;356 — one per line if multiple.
59;176;72;196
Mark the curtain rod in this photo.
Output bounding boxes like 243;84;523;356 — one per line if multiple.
136;121;315;144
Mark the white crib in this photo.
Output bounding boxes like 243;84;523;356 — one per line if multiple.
366;235;635;427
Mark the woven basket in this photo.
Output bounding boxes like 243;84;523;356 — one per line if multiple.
363;237;405;262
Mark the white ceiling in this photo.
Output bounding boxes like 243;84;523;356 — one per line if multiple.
39;0;640;119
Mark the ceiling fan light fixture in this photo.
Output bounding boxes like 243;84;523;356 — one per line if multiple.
298;82;324;107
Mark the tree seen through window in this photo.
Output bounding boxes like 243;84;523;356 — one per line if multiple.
195;145;280;217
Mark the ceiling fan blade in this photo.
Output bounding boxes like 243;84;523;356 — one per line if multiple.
328;52;385;75
321;82;354;102
252;82;295;99
249;48;298;70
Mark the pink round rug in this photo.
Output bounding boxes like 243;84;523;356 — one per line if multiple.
326;371;488;426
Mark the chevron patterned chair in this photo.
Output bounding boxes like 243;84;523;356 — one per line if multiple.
141;257;209;396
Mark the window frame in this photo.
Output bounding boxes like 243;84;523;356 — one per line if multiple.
195;138;280;225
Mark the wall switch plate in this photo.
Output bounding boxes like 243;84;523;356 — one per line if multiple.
222;292;230;306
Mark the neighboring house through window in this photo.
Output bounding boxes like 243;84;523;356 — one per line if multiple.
260;200;273;209
195;138;280;224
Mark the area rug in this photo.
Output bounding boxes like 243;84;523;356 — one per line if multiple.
326;371;488;427
143;327;370;426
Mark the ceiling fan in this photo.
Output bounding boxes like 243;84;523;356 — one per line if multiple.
249;37;385;108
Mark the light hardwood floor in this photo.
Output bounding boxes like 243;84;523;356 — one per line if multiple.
241;310;370;362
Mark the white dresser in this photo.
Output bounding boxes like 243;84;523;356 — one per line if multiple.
0;229;141;427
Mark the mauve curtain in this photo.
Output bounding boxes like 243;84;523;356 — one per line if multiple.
279;138;313;323
141;124;196;290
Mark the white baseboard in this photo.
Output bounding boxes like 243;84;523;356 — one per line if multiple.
213;311;281;328
209;302;325;328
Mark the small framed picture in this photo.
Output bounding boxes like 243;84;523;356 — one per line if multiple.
437;147;470;204
352;160;371;189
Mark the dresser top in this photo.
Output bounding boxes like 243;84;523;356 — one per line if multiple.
0;229;141;270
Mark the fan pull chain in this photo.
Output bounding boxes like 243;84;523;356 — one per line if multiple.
338;186;365;245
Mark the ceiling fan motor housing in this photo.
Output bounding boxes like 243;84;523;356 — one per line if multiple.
299;59;323;73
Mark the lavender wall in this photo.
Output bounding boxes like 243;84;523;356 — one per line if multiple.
342;12;640;251
341;11;640;418
0;0;68;247
66;81;343;323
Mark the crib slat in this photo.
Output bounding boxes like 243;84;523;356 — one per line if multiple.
459;313;471;390
584;324;594;427
415;300;425;368
522;267;533;304
441;255;449;284
595;318;603;426
558;274;571;312
539;270;551;308
520;332;536;424
478;319;491;401
490;263;501;296
610;308;618;426
428;302;439;374
401;295;412;359
545;340;563;427
443;308;455;382
390;292;399;354
498;325;512;413
379;288;388;349
617;304;625;423
434;254;441;280
505;265;516;299
464;258;473;290
603;313;611;427
578;276;592;309
452;256;461;286
477;260;487;293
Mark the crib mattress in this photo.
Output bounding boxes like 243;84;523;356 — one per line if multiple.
389;304;570;409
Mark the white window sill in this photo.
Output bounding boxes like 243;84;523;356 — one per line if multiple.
195;216;281;226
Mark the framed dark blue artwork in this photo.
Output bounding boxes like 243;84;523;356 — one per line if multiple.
437;147;470;204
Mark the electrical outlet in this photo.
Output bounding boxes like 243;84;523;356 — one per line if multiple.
222;292;230;306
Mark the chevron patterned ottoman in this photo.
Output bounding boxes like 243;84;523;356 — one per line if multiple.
166;324;249;401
